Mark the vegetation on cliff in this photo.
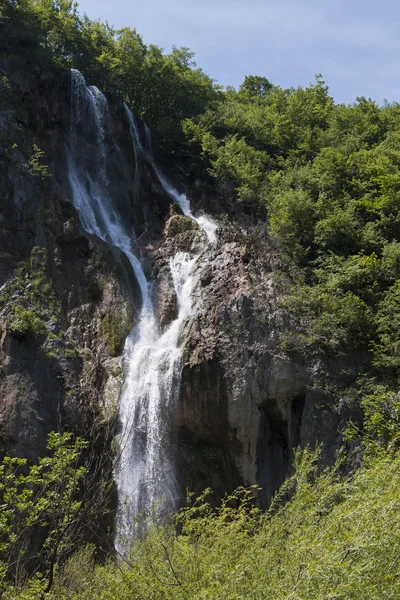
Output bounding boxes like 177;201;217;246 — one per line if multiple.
2;0;400;597
185;80;400;365
4;0;400;386
0;0;219;143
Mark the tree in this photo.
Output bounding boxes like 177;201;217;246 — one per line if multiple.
239;75;273;99
0;431;113;597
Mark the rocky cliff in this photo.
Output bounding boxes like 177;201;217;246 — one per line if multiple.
154;221;361;508
0;51;359;527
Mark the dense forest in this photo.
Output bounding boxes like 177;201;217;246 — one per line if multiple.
2;0;400;598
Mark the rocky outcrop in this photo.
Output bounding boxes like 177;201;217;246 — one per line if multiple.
0;48;361;527
0;57;143;461
157;227;359;507
164;215;197;238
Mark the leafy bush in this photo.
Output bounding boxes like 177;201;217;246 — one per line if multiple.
183;75;400;386
8;306;46;340
5;247;61;342
280;285;374;353
0;433;87;595
26;446;400;600
0;431;113;598
372;281;400;373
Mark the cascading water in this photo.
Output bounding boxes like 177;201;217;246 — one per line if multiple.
124;103;148;236
67;71;218;553
67;70;150;305
124;103;143;155
116;251;198;546
144;124;218;245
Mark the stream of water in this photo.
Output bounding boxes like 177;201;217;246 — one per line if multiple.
67;70;217;553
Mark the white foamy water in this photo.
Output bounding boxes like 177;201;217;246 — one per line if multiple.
116;251;198;547
144;124;218;245
67;73;217;554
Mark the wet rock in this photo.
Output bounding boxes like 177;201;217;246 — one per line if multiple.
63;218;78;240
155;269;178;331
164;215;197;238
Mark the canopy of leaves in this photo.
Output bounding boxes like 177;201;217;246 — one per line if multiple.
0;0;219;143
184;77;400;391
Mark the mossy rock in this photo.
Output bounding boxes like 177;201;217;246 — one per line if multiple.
100;309;133;357
164;215;198;238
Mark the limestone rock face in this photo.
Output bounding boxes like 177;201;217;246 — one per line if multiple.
167;229;358;507
0;50;362;524
0;58;143;462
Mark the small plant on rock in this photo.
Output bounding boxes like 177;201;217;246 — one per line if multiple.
26;145;51;179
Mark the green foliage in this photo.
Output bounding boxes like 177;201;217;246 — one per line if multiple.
3;247;61;343
372;281;400;374
8;306;46;340
280;284;374;353
2;446;388;599
2;0;219;146
183;74;400;381
269;188;316;259
0;433;87;595
381;241;400;280
0;430;114;599
26;145;51;179
239;75;273;99
360;387;400;451
10;247;59;315
100;310;133;357
182;75;400;375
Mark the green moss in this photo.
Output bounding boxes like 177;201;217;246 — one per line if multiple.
100;310;133;357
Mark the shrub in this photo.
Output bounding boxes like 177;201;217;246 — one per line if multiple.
8;306;46;340
26;145;51;179
43;446;400;600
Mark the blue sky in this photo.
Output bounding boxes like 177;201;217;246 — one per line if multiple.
76;0;400;104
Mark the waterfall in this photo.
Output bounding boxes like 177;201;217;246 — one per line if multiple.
124;103;143;155
116;251;198;547
144;124;218;245
67;72;218;554
68;70;150;309
124;103;148;234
